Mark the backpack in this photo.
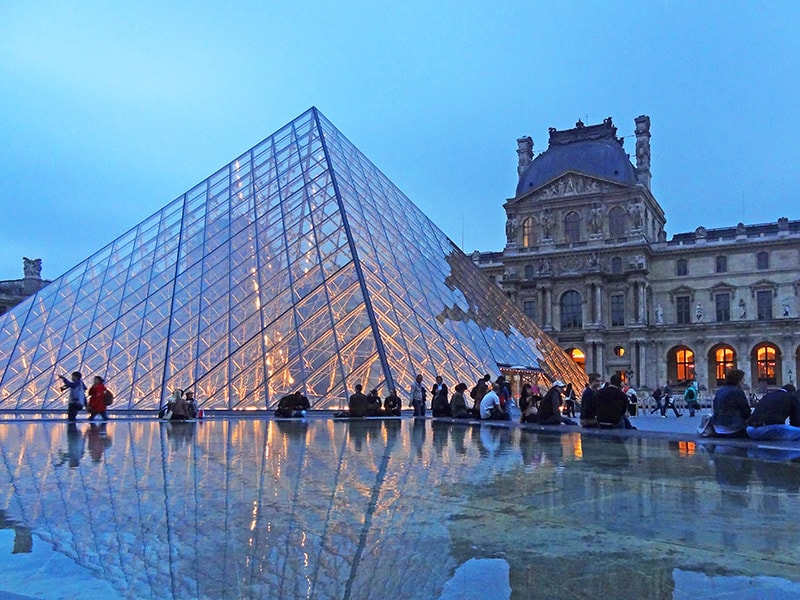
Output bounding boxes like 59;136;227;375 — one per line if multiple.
685;387;696;401
469;385;479;400
103;389;114;406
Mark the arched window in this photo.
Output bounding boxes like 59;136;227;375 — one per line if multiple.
521;217;536;247
568;348;586;370
524;264;535;280
668;346;695;384
755;343;778;386
560;290;583;329
711;345;736;385
611;256;623;274
609;206;627;237
564;211;581;243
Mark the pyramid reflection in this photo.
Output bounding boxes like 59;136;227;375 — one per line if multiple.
0;108;585;411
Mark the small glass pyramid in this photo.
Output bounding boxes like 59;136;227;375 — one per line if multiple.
0;108;585;411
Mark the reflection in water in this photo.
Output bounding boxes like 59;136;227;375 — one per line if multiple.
1;420;800;598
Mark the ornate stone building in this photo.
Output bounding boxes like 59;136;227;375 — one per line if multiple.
0;258;50;316
474;116;800;396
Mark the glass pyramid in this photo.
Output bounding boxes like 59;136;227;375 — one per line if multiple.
0;108;585;411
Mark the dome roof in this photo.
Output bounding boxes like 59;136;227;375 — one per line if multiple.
515;118;638;198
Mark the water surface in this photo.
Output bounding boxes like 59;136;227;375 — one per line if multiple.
1;418;799;599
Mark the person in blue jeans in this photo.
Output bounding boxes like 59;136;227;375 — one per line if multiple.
746;384;800;441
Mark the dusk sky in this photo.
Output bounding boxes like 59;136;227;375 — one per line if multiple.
1;2;798;281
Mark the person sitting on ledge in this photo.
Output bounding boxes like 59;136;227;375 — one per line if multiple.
595;374;636;429
275;391;310;418
169;389;191;421
450;383;472;419
366;388;382;416
479;383;511;421
746;384;800;441
538;381;577;425
383;389;402;416
580;374;602;428
710;369;751;438
348;384;369;418
518;383;538;423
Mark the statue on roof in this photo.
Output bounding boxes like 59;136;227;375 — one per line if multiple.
23;257;42;279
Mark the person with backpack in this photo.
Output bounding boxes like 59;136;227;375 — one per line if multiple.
684;381;700;417
86;375;110;421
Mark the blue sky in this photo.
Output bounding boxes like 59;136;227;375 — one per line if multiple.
1;1;798;280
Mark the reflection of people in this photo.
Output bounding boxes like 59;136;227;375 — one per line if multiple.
60;371;87;422
56;423;85;468
85;422;112;462
746;384;800;440
710;369;751;437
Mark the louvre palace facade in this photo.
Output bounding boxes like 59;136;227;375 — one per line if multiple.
473;116;800;396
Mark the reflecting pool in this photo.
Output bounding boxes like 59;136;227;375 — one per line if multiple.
2;418;800;599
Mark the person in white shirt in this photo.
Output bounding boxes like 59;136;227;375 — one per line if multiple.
480;383;510;420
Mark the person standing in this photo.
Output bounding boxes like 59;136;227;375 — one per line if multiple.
86;376;110;421
684;382;700;417
409;374;427;417
60;371;87;422
711;369;751;437
746;384;800;441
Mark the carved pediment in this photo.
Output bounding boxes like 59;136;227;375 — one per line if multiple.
532;172;628;200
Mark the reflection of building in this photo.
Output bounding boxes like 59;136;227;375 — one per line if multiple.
0;108;585;411
475;116;800;394
0;258;50;316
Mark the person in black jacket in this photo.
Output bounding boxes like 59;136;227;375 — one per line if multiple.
746;384;800;441
595;374;633;429
348;384;369;418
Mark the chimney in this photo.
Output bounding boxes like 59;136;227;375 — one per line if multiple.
516;136;533;177
634;115;651;190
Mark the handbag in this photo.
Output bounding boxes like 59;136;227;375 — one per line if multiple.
103;389;114;406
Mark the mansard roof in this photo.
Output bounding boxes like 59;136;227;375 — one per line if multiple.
516;118;638;198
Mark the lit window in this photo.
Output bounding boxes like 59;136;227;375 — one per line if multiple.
613;345;625;357
522;218;535;247
713;346;735;385
673;347;695;382
756;344;777;385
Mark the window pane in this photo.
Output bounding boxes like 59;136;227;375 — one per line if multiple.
676;296;691;325
611;294;625;326
715;293;730;322
757;290;773;320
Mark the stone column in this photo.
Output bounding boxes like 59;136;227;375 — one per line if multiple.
595;283;603;326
